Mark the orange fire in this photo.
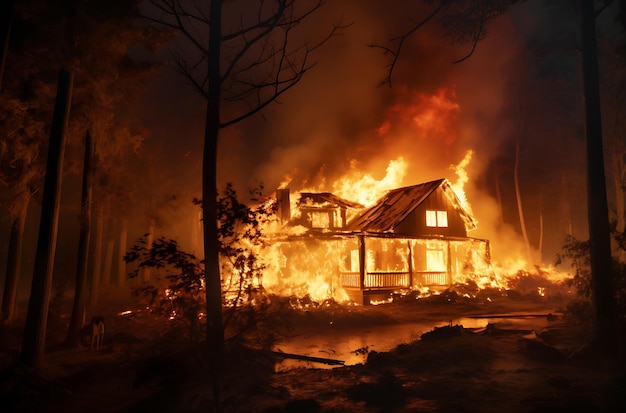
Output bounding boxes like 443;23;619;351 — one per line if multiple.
332;157;407;208
237;86;571;304
450;149;475;224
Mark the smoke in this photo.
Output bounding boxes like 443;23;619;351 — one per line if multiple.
235;2;533;268
138;0;598;270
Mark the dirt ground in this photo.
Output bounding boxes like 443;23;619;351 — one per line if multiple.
1;292;625;413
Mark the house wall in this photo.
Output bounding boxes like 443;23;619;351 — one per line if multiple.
394;187;468;237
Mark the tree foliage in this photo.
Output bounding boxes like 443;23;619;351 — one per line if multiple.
124;184;277;342
557;229;626;328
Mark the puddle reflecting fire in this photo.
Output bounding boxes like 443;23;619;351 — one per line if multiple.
274;313;559;371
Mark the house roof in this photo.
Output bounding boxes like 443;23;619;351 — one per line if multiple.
345;179;477;232
297;192;363;209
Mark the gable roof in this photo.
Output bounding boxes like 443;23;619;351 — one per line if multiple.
297;192;363;209
345;179;476;232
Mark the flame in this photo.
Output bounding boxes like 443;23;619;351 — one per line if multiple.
278;174;293;190
262;239;350;303
332;157;407;207
222;85;576;305
450;150;475;220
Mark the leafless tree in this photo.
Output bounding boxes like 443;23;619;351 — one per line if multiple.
144;0;344;356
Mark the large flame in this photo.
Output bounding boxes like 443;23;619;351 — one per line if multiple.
242;86;571;304
332;157;407;207
450;149;476;224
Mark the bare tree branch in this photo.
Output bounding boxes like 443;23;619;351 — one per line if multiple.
146;0;344;129
369;1;447;87
370;0;523;87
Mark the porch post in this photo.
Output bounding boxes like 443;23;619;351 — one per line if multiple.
407;240;413;288
446;241;452;286
358;235;365;291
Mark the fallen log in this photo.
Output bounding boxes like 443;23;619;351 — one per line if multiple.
467;312;560;320
271;350;345;366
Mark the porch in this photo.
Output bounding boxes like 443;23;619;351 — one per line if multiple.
338;235;491;304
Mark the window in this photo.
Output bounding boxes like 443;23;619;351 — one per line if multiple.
426;210;448;227
437;210;448;227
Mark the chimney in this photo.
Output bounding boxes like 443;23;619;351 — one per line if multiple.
276;188;291;223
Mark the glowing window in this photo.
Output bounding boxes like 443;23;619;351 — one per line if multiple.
437;211;448;227
426;210;448;227
426;210;437;227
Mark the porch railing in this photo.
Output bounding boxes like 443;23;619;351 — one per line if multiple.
340;271;410;289
340;270;449;289
418;271;447;286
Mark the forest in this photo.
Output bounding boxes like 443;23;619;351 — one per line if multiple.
1;1;626;412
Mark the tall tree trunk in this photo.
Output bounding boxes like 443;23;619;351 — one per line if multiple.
1;200;28;323
117;219;127;285
581;0;617;354
89;206;104;310
612;148;625;234
514;137;532;263
0;0;14;92
203;0;225;356
66;129;93;346
20;70;73;367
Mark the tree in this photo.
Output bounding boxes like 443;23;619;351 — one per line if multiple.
580;0;617;354
5;0;168;363
20;69;73;367
373;0;620;354
145;0;343;356
65;130;92;345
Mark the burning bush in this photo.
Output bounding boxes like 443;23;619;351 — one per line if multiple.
504;267;571;301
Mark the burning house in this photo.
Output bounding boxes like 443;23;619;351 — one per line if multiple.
266;179;493;304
